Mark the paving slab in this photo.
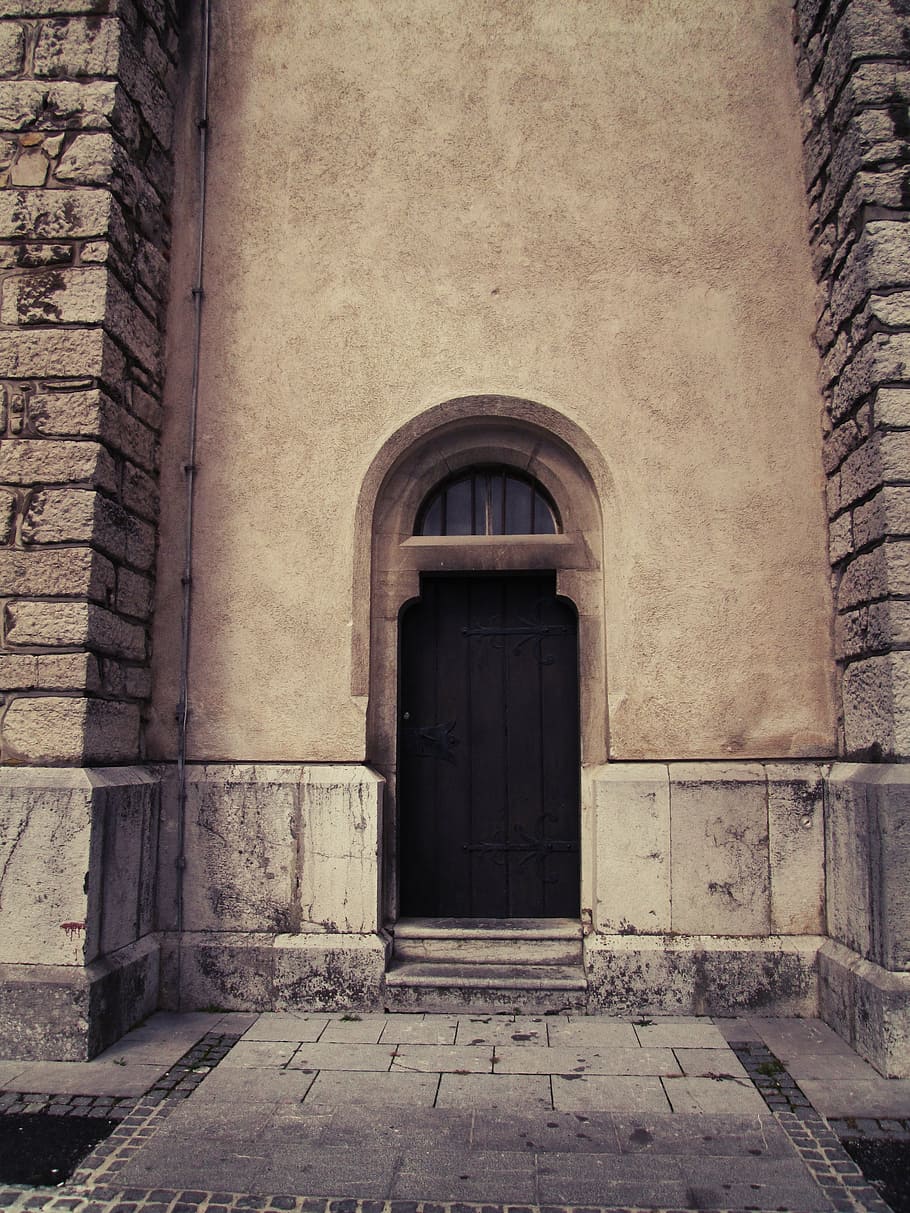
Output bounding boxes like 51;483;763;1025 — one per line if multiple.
2;1060;170;1096
436;1072;552;1111
98;1020;222;1060
391;1151;537;1203
634;1021;730;1048
551;1073;670;1112
561;1179;696;1206
711;1016;764;1042
469;1109;622;1153
93;1038;201;1066
188;1065;316;1103
546;1020;639;1047
323;1104;476;1147
675;1151;829;1187
257;1171;393;1200
454;1016;549;1045
672;1046;750;1078
210;1011;261;1032
751;1016;859;1059
642;1014;721;1024
158;1098;312;1141
256;1147;401;1198
494;1044;680;1076
378;1016;459;1044
286;1042;398;1072
265;1105;338;1136
698;1181;832;1211
535;1152;687;1205
302;1069;438;1105
240;1013;331;1042
130;1011;225;1033
217;1040;299;1068
613;1112;796;1156
318;1016;388;1043
392;1044;494;1073
0;1010;894;1213
799;1076;910;1118
784;1051;886;1082
662;1075;769;1114
115;1136;272;1190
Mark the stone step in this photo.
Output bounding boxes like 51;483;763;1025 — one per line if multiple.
392;917;583;966
383;960;589;1014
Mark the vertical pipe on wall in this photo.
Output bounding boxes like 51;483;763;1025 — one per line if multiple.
175;0;212;1004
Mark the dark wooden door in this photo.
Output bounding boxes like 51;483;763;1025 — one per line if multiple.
398;574;580;918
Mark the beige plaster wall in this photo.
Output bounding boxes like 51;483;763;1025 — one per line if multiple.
149;0;836;762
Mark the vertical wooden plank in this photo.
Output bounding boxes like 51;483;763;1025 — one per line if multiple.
432;577;473;914
539;591;581;916
504;575;548;916
465;576;509;916
398;592;433;914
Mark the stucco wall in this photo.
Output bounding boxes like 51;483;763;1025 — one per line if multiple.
149;0;836;762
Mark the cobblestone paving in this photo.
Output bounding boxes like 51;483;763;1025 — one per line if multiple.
140;1034;244;1106
0;1024;901;1213
829;1119;910;1142
0;1197;848;1213
774;1112;893;1213
0;1095;133;1122
729;1042;814;1115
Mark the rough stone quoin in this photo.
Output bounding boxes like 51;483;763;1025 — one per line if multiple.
0;0;180;765
794;0;910;759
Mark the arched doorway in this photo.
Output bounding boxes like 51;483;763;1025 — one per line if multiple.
355;398;609;928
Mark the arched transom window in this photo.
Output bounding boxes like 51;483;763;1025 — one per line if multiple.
416;466;560;536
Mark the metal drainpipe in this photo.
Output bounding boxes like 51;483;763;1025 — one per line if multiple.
175;0;211;1007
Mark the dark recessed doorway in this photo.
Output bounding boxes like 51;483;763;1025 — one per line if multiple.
398;573;580;919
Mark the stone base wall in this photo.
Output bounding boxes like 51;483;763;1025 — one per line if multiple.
819;940;910;1078
0;937;159;1061
154;763;387;1014
160;932;388;1014
157;764;384;937
590;762;827;938
819;763;910;1076
0;765;160;1058
585;935;822;1018
2;758;908;1069
0;762;388;1052
588;761;910;1073
826;763;910;972
584;762;827;1020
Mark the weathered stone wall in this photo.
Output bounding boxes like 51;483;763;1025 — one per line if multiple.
155;764;387;1014
0;0;181;764
794;0;910;757
0;765;161;1059
819;763;910;1076
583;761;825;1019
591;762;826;939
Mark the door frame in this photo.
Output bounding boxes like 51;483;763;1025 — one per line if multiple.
361;406;609;928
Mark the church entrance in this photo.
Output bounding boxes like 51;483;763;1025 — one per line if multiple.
398;573;580;919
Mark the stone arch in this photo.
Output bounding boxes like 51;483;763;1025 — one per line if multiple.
352;395;612;923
